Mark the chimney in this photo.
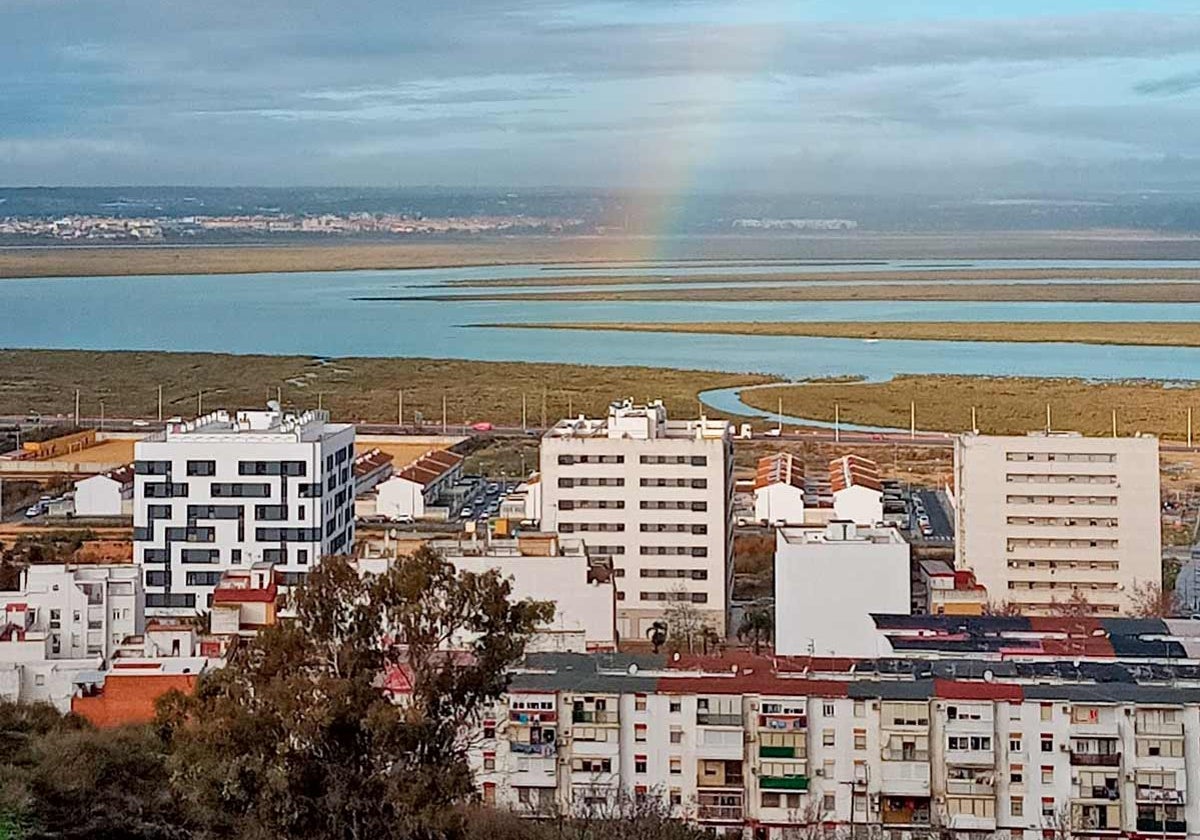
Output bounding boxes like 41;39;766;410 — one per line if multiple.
825;520;856;541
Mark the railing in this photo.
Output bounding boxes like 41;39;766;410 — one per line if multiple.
697;713;743;727
697;775;744;789
882;749;930;762
1070;752;1121;767
1136;721;1185;736
946;779;995;796
696;805;743;822
759;745;800;759
1136;789;1185;804
1075;786;1120;802
510;711;556;724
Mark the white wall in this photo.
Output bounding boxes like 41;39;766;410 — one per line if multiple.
754;483;805;525
774;526;910;657
74;475;127;517
376;476;426;519
832;485;884;525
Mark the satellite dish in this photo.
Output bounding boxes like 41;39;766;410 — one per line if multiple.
267;400;281;412
672;652;681;662
983;669;994;683
627;664;638;675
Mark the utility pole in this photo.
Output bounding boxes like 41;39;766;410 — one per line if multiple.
99;400;105;431
777;396;783;436
834;402;840;443
277;386;282;407
522;393;527;431
156;385;162;422
567;393;573;418
1112;409;1118;439
397;389;403;427
910;401;915;440
1189;407;1194;449
1046;403;1052;433
74;389;81;427
971;405;977;434
197;390;203;417
442;394;447;434
317;392;323;411
541;389;547;429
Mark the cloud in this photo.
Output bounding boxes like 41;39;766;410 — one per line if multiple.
1134;69;1200;96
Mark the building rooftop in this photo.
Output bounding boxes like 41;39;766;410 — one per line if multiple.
152;408;351;443
778;521;905;547
395;448;464;486
546;399;729;442
829;454;882;493
352;447;394;478
755;452;804;491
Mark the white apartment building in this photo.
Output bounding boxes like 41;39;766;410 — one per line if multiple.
954;432;1162;615
830;454;885;525
133;408;355;615
539;400;733;639
458;652;1200;840
774;522;910;657
753;453;806;526
0;563;143;710
74;464;134;517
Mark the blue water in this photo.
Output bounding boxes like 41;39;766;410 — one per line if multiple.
3;261;1200;385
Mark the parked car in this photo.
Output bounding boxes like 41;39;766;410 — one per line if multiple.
460;507;474;519
24;504;43;518
471;422;494;432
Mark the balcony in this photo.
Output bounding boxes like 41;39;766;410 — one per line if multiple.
1074;785;1121;803
510;710;556;724
760;775;809;791
945;749;994;767
572;710;618;725
880;761;931;796
759;714;806;731
510;742;556;757
696;804;743;822
759;745;803;759
1137;819;1187;834
1137;789;1185;804
949;814;997;832
1136;720;1184;737
697;712;743;727
946;779;995;797
696;774;744;789
1070;751;1121;767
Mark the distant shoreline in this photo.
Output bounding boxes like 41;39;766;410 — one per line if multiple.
5;231;1200;278
468;321;1200;348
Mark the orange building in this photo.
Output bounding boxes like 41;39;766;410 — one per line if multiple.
72;667;197;727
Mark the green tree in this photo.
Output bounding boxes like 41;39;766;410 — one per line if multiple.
161;548;551;840
736;606;774;655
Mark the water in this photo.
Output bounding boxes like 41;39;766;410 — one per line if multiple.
3;261;1200;387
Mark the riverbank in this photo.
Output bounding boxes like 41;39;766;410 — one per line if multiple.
737;375;1200;439
383;282;1200;303
5;231;1200;278
446;267;1200;287
476;321;1200;348
0;349;775;425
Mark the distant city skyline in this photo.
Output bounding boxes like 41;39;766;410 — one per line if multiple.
5;1;1200;194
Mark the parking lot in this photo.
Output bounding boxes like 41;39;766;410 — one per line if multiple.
456;478;517;525
909;488;955;544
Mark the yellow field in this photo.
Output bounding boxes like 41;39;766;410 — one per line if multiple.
69;439;136;464
358;441;453;466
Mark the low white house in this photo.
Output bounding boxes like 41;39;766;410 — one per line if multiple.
830;454;884;524
73;464;135;517
774;521;909;657
499;474;541;523
375;449;465;520
753;453;805;525
352;448;394;496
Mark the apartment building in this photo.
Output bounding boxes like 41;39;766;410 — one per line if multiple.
460;652;1200;840
954;432;1161;615
539;400;733;638
775;522;910;657
133;408;355;615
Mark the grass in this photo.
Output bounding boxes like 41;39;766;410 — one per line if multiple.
0;349;775;426
476;321;1200;348
397;282;1200;303
738;375;1200;440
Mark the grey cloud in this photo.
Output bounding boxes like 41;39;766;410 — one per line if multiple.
1134;70;1200;96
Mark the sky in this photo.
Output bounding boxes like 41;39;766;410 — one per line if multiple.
3;0;1200;193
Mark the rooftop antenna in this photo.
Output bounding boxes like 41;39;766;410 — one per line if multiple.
267;399;281;413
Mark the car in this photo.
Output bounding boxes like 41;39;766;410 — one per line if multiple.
24;504;43;518
131;419;150;427
393;514;414;525
471;421;494;432
460;507;474;518
487;483;499;494
921;525;935;537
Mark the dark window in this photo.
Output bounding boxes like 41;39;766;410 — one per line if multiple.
134;460;170;475
145;570;168;587
144;482;188;498
186;571;223;586
186;460;216;476
142;548;168;563
255;505;289;521
211;482;270;498
263;549;285;564
299;483;323;498
180;548;219;563
145;593;195;609
231;549;242;564
278;571;308;587
298;549;309;565
147;505;173;519
256;527;322;542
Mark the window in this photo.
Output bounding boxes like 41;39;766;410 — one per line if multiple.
186;460;216;476
823;794;835;812
669;789;682;807
1041;766;1054;784
669;700;681;714
635;694;647;711
232;549;242;564
669;757;682;775
822;729;835;747
1010;736;1023;753
1040;704;1052;721
670;729;683;744
853;700;865;718
1041;736;1053;753
298;549;309;565
854;730;866;750
482;723;495;739
762;792;781;808
635;724;647;743
823;702;835;716
1011;797;1024;817
1010;765;1024;784
635;755;647;774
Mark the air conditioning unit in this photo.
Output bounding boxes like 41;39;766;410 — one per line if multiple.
815;768;825;777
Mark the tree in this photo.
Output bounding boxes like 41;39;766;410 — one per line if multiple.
736;606;774;655
160;548;552;840
1130;579;1182;618
1048;589;1096;618
984;600;1023;617
663;586;710;654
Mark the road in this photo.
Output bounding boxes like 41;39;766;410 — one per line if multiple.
912;488;955;544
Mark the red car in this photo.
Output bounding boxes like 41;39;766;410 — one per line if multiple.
471;421;494;432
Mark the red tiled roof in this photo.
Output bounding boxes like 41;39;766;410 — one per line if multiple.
934;678;1024;701
352;447;394;478
72;673;197;728
212;582;278;604
754;453;804;490
397;449;464;486
104;464;135;486
829;454;882;493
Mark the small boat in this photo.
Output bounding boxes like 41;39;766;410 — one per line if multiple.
863;338;880;344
